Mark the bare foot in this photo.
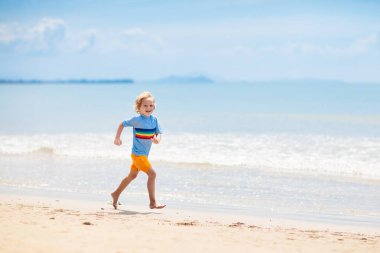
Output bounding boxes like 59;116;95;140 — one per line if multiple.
111;192;119;210
150;202;166;209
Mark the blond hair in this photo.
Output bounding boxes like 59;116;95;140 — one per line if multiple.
134;91;155;113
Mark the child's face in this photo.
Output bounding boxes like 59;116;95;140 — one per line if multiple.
139;97;155;117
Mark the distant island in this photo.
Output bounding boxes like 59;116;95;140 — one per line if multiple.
0;78;134;84
153;75;214;84
0;75;215;85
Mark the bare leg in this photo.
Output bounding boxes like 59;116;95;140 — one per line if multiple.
147;168;166;209
111;170;139;209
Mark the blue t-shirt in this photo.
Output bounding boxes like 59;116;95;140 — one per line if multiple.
122;115;162;157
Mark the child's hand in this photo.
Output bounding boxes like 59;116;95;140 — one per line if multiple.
151;136;159;144
114;138;122;146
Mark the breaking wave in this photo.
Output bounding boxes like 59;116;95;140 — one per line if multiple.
1;133;379;180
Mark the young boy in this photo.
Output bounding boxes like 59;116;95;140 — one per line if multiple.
111;91;165;209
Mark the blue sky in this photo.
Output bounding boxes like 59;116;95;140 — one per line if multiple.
0;0;379;82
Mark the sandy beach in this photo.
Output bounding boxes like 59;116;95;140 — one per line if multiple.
1;1;380;252
0;194;379;253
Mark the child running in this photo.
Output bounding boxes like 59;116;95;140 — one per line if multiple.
111;91;166;209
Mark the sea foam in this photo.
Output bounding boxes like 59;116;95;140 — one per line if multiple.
0;133;379;180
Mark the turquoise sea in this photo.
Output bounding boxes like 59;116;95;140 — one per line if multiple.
1;81;380;227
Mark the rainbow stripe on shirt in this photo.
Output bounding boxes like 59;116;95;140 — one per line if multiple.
135;128;156;140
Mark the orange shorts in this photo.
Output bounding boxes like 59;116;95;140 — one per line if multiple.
130;154;152;173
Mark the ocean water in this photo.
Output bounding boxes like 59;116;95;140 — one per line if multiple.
1;82;380;227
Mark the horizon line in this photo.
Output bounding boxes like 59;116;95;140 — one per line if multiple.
1;77;380;85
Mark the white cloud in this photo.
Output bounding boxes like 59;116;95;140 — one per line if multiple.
77;29;97;53
0;24;19;44
349;33;379;55
0;18;66;53
216;33;379;59
0;21;174;56
266;32;380;58
27;18;66;52
219;45;254;56
121;27;147;37
115;27;167;55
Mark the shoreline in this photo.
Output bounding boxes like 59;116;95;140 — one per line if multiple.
2;192;379;234
1;185;380;233
1;193;379;253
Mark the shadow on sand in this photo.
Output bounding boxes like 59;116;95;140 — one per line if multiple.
105;202;162;216
116;209;161;216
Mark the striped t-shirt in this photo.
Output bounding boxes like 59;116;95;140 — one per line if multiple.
122;115;162;156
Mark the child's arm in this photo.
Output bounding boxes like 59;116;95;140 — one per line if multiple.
114;122;124;145
151;133;161;144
